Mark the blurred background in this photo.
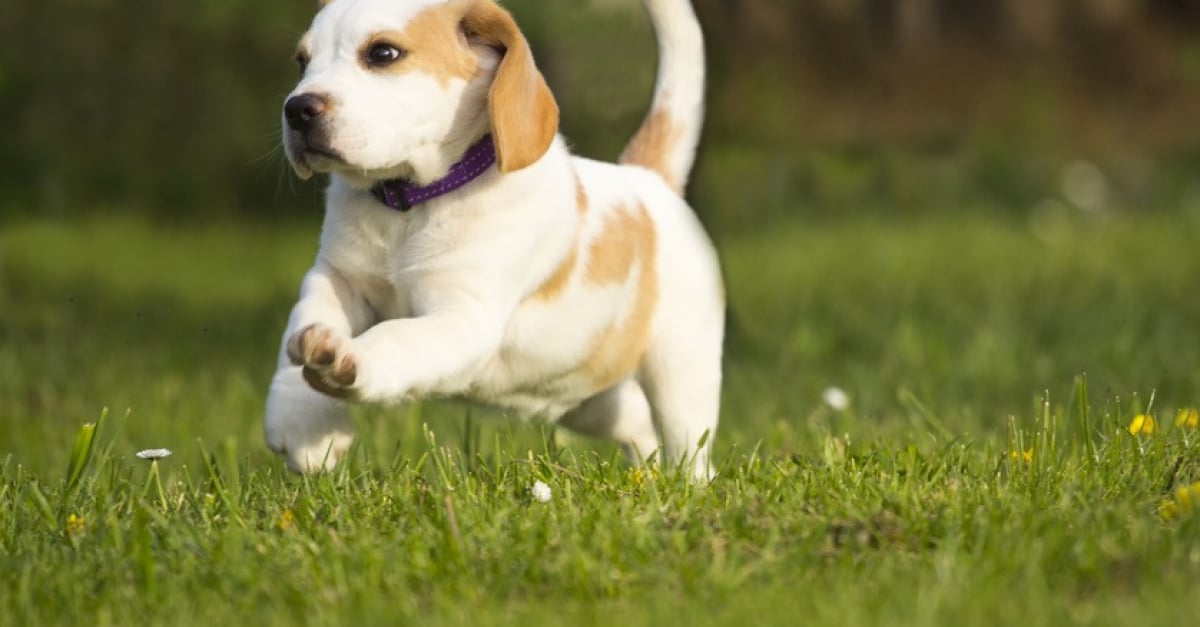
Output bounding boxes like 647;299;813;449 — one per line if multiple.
3;0;1200;222
3;0;1200;474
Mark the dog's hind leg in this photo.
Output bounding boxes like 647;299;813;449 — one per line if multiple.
559;379;661;464
264;366;354;472
638;309;723;481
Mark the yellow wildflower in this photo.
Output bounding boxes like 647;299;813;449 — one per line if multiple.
66;513;86;536
1008;448;1034;463
1175;408;1199;430
1178;484;1199;510
1128;413;1156;436
1160;482;1200;521
627;468;646;488
278;508;295;531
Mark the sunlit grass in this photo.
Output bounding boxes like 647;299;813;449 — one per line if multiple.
3;391;1199;626
2;212;1200;625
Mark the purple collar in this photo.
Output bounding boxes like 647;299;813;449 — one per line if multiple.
369;135;496;211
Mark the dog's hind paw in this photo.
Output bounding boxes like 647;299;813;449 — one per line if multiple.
264;367;355;473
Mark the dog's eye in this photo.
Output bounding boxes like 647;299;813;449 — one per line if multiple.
365;43;405;67
295;54;309;77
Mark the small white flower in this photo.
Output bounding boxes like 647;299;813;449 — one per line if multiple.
135;448;172;460
530;480;552;503
1060;160;1108;213
822;387;850;411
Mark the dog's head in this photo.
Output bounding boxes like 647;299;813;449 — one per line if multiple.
282;0;558;186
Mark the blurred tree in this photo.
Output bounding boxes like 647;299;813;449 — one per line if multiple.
897;0;938;53
0;0;1198;221
0;1;317;217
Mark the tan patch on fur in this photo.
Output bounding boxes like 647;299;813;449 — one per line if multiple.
361;5;479;86
620;106;684;194
530;176;589;301
575;175;588;218
581;204;659;389
585;210;639;286
462;0;559;172
531;249;577;302
296;33;312;65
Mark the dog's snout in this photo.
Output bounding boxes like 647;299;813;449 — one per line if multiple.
284;93;329;131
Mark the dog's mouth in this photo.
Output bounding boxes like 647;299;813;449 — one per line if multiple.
303;144;343;163
294;133;343;163
284;136;419;187
285;132;347;179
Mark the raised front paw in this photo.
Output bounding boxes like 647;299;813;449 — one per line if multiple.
287;324;359;399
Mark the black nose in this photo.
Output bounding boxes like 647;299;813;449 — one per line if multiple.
284;93;328;131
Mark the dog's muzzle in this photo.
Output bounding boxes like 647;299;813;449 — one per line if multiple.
284;93;328;133
283;93;342;177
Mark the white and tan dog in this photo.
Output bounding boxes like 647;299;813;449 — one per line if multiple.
265;0;723;479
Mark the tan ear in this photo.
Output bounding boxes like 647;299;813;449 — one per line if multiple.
318;0;336;6
461;0;559;172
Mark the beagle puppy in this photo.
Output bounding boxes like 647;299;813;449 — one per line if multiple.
265;0;723;479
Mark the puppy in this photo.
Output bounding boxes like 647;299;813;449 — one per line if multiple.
265;0;723;479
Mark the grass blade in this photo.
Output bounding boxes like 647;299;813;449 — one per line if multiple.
64;408;108;496
1074;373;1097;463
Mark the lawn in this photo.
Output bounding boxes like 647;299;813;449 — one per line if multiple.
1;210;1199;625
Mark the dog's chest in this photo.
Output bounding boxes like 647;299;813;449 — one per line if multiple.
321;209;443;318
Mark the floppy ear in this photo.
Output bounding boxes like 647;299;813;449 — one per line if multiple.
461;0;559;172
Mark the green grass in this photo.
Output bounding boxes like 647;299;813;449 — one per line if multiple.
2;211;1200;625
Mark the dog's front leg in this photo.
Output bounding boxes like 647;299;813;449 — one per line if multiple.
265;263;372;472
329;302;506;403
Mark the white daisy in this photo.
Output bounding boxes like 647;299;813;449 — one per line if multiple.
530;480;552;503
135;448;172;460
822;387;850;412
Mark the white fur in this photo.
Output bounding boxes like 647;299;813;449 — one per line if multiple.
265;0;722;479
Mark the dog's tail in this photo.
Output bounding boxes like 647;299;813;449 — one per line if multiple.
619;0;705;195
